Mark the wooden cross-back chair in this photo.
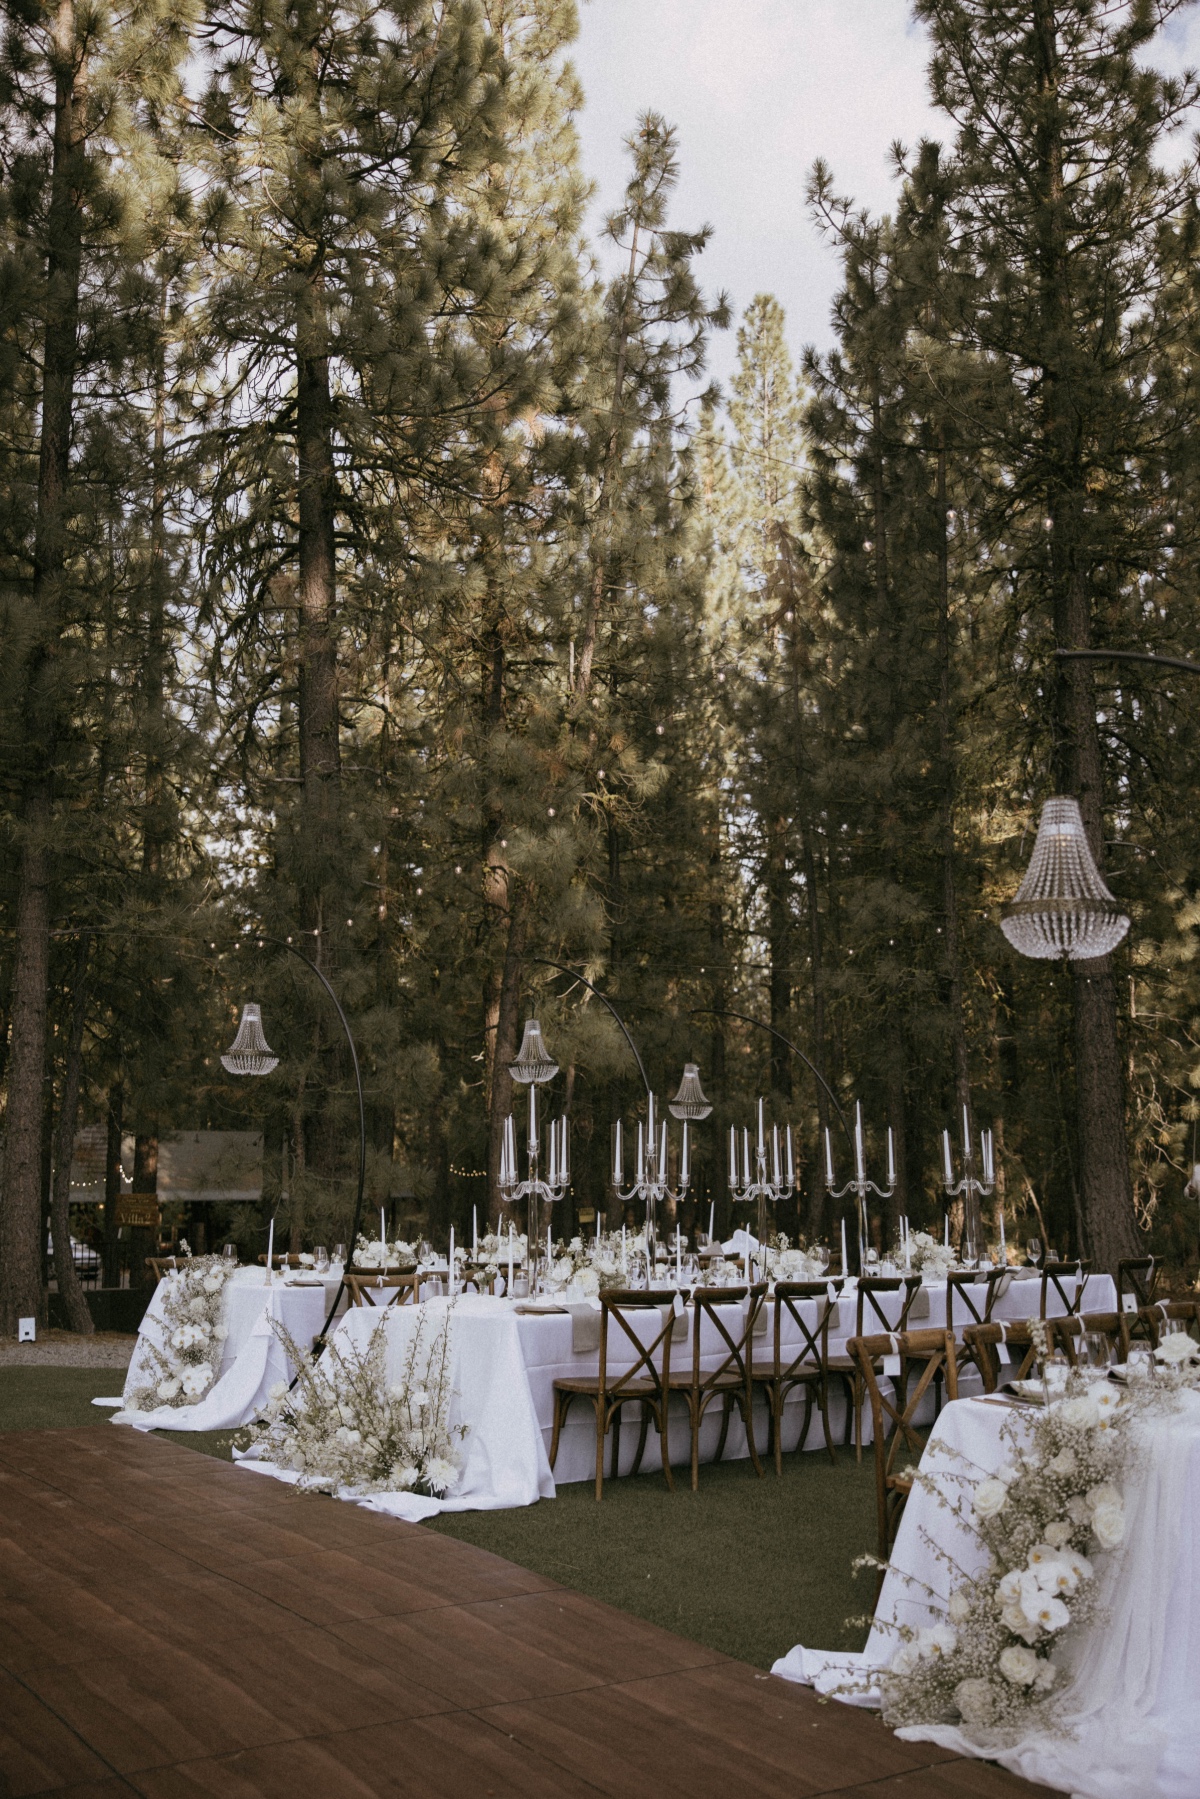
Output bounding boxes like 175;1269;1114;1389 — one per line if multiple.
1046;1310;1126;1367
258;1252;306;1269
1118;1257;1158;1314
962;1317;1085;1390
1139;1298;1200;1348
669;1283;767;1490
344;1272;420;1308
828;1275;922;1460
1040;1260;1092;1319
848;1328;958;1585
945;1268;1010;1333
753;1280;840;1471
550;1292;677;1501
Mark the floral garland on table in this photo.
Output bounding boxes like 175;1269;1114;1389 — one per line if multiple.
238;1306;467;1498
875;1321;1200;1741
474;1230;528;1273
765;1235;830;1281
124;1252;233;1411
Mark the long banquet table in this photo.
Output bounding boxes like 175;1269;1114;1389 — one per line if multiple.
773;1384;1200;1799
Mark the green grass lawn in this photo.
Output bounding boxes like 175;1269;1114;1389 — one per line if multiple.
0;1366;875;1669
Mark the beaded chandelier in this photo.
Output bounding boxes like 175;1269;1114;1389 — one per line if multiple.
1000;797;1130;961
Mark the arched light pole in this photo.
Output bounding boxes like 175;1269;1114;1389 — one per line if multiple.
222;934;366;1353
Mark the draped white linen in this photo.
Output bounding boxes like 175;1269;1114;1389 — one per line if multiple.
109;1267;335;1432
236;1294;555;1521
773;1389;1200;1799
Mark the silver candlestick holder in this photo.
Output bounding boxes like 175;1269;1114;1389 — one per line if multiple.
941;1104;994;1262
728;1098;795;1266
612;1065;712;1271
824;1101;895;1276
499;1020;569;1285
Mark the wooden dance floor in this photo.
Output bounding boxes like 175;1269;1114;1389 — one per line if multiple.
0;1427;1043;1798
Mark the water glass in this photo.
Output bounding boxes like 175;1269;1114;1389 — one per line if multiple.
425;1274;445;1299
1083;1329;1111;1370
332;1242;347;1266
222;1243;237;1265
313;1245;330;1273
1027;1237;1042;1268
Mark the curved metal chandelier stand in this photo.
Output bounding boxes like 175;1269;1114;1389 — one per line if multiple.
531;958;652;1099
689;1006;854;1153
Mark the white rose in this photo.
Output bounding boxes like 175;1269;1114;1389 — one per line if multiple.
1088;1481;1121;1510
1033;1659;1058;1692
973;1477;1009;1518
1091;1499;1125;1550
202;1274;222;1294
1044;1520;1073;1548
576;1266;600;1297
391;1464;418;1490
268;1381;287;1401
1059;1397;1098;1431
156;1377;181;1400
955;1677;996;1725
999;1645;1040;1686
1067;1495;1092;1526
1156;1331;1198;1365
1000;1599;1034;1638
1049;1447;1078;1476
948;1589;972;1624
890;1641;921;1677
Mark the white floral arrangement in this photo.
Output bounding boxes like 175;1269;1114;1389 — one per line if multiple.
124;1252;233;1410
545;1233;629;1295
906;1230;957;1280
353;1235;418;1270
877;1370;1134;1739
239;1308;466;1498
474;1230;528;1270
765;1235;829;1282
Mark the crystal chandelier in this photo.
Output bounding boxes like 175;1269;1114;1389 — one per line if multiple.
1000;796;1130;960
220;1002;279;1076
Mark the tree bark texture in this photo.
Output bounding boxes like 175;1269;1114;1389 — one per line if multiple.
49;935;93;1332
0;0;86;1333
296;287;341;935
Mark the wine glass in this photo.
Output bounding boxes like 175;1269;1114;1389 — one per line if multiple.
313;1245;329;1273
1041;1346;1069;1403
222;1242;238;1265
1083;1330;1111;1371
1027;1237;1042;1268
812;1244;831;1275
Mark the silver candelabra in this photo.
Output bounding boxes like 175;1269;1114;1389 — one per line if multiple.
499;1020;569;1283
728;1098;795;1264
942;1105;994;1262
824;1101;895;1276
612;1064;712;1269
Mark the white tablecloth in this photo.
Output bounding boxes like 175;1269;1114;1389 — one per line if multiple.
774;1389;1200;1799
111;1267;341;1432
238;1294;554;1521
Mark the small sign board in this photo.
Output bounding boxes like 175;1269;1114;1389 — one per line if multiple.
115;1198;161;1230
17;1317;35;1342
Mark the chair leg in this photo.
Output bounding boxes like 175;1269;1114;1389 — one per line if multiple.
854;1372;863;1463
742;1385;764;1478
630;1400;651;1476
659;1396;675;1490
794;1384;814;1456
819;1378;837;1466
772;1386;784;1477
610;1403;623;1481
714;1390;732;1464
595;1396;606;1502
691;1393;702;1491
549;1388;568;1470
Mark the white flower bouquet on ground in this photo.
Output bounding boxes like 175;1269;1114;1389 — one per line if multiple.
124;1252;234;1411
238;1307;466;1498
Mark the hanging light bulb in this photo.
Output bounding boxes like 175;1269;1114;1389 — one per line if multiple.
1000;796;1130;960
668;1063;713;1120
508;1019;559;1086
220;1003;279;1076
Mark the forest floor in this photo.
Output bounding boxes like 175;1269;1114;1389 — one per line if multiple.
0;1365;874;1670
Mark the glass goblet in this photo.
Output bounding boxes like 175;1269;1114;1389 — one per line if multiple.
313;1245;330;1273
1027;1237;1043;1268
332;1242;347;1266
222;1242;237;1264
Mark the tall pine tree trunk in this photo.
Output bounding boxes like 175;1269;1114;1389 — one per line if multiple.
49;934;92;1333
296;275;340;936
1033;1;1138;1272
0;0;86;1334
936;431;971;1237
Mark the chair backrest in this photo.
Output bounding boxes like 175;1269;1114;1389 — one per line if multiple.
848;1329;958;1474
945;1268;1008;1332
686;1283;768;1389
773;1281;839;1378
1141;1298;1200;1347
146;1257;177;1285
599;1292;678;1402
344;1272;420;1308
1050;1310;1124;1367
1118;1257;1157;1312
258;1252;304;1270
962;1317;1079;1389
1039;1260;1092;1318
856;1275;922;1335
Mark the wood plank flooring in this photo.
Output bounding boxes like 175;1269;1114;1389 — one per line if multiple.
0;1427;1048;1799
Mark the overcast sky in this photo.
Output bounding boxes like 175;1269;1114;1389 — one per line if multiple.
570;0;1200;392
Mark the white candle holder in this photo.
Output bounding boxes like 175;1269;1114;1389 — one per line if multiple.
824;1101;895;1276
